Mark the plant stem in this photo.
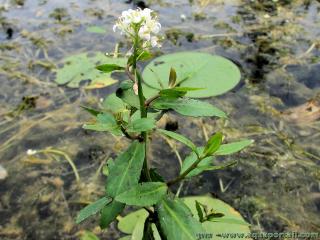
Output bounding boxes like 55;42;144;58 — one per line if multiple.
166;155;204;186
132;35;151;181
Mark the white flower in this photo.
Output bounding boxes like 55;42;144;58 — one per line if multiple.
113;8;161;48
27;149;37;156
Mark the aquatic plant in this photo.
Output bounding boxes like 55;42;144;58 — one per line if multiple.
77;8;253;239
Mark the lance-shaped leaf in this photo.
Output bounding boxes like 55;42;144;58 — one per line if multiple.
76;197;111;224
196;160;237;172
106;141;145;197
115;182;167;206
159;87;204;98
96;64;125;73
100;200;125;229
152;97;227;118
180;147;213;178
81;105;101;116
157;198;204;240
215;139;254;156
202;132;223;157
157;129;198;154
126;118;156;133
207;216;250;226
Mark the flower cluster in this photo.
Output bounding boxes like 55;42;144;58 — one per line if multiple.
113;8;161;48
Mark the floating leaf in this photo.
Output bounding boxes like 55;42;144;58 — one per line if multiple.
86;26;106;34
157;198;204;240
142;52;241;98
126;118;156;133
76;197;111;224
183;196;250;240
55;52;126;89
215;139;254;156
152;97;227;118
118;209;149;234
100;200;125;229
80;231;100;240
106;141;145;197
115;182;167;206
157;129;197;153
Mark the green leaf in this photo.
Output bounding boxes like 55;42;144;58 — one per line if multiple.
102;93;128;115
86;26;106;34
118;209;149;234
115;182;168;206
126;118;156;133
83;113;122;135
168;67;177;88
137;51;153;62
203;132;223;157
215;139;254;156
157;129;198;154
116;84;141;109
106;141;145;197
149;168;165;182
76;197;111;224
159;89;187;98
96;63;125;73
207;217;250;226
80;105;101;116
102;158;114;176
152;97;227;118
55;52;126;89
131;214;148;240
195;201;204;222
142;52;241;98
157;198;205;240
183;196;251;240
80;231;100;240
100;200;125;229
196;160;237;172
180;147;213;178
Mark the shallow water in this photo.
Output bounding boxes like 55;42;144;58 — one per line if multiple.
0;0;320;239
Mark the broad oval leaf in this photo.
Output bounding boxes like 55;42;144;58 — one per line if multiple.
157;198;205;240
142;52;241;98
55;52;126;89
115;182;167;206
183;196;250;240
152;97;227;118
126;118;156;133
100;200;125;229
76;196;111;224
215;139;254;156
106;141;145;197
157;129;198;153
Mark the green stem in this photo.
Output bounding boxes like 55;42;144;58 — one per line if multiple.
167;155;205;186
132;35;150;181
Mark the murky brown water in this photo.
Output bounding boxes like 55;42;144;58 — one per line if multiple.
0;0;320;239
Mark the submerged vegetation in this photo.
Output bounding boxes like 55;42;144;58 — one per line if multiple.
0;0;319;239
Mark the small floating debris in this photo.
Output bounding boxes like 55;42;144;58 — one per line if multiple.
282;96;320;124
0;165;8;180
